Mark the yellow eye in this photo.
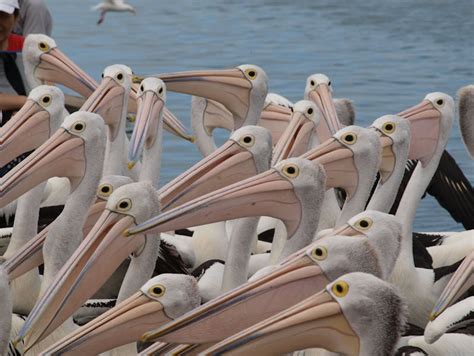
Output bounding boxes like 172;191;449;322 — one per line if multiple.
341;132;357;145
98;183;113;197
355;218;373;230
71;121;86;133
331;280;349;297
148;284;166;297
435;98;444;107
245;68;258;80
311;246;327;261
116;73;124;83
38;42;50;52
117;198;132;212
282;164;299;178
239;134;255;147
382;122;396;134
40;95;52;107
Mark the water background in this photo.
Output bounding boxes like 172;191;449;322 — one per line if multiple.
47;0;473;232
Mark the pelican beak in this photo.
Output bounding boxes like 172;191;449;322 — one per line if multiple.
397;100;441;167
80;77;126;139
430;252;473;321
128;168;301;237
128;90;165;168
141;254;328;344
331;223;362;237
307;84;343;142
258;104;293;146
16;210;141;350
34;48;98;97
162;108;195;142
302;138;357;198
271;110;317;165
0;100;51;167
0;128;86;208
371;130;395;183
3;200;106;282
154;68;253;127
205;290;359;355
158;139;258;211
41;292;171;355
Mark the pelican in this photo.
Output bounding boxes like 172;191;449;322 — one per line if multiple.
204;272;406;356
2;112;107;353
92;0;136;25
457;85;474;158
135;210;402;346
0;266;12;355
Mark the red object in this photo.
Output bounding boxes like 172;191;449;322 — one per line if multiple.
7;34;24;52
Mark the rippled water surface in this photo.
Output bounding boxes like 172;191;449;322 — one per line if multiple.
47;0;473;231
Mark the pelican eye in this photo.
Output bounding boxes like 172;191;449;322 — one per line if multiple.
435;99;444;107
328;81;331;86
140;85;144;92
117;198;132;212
307;107;314;115
40;95;52;107
310;80;315;87
382;122;396;134
116;73;124;82
101;73;104;78
332;280;349;297
148;284;166;297
98;183;113;197
158;87;164;94
72;121;86;133
245;68;257;80
355;218;373;230
282;164;299;178
38;42;49;52
239;134;255;147
341;132;357;145
311;246;327;260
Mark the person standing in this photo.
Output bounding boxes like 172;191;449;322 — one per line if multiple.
13;0;52;36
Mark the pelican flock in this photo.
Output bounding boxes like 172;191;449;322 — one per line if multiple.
0;33;472;356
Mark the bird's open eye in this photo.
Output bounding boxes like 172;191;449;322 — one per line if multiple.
307;107;314;115
382;122;396;134
158;87;164;94
40;95;52;107
328;81;331;86
101;73;104;78
117;198;132;212
341;132;357;145
140;84;144;92
116;73;124;83
98;183;113;197
239;134;255;147
71;121;86;133
331;280;349;297
355;218;373;230
310;80;315;87
435;98;444;107
311;246;328;261
245;68;257;80
282;163;299;178
148;284;166;297
38;42;50;52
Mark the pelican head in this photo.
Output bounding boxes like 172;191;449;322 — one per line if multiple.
258;94;293;146
141;232;387;345
398;92;454;167
206;272;406;356
272;100;323;165
457;85;474;158
41;274;200;355
22;34;97;96
158;125;272;211
15;181;161;349
128;78;167;168
0;85;65;168
0;112;106;209
304;73;343;142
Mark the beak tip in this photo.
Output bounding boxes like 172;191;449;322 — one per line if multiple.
127;162;136;170
123;229;132;237
127;114;136;123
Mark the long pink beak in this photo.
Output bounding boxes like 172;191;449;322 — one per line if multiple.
307;84;343;142
41;292;172;355
258;103;293;146
204;290;358;355
0;100;51;167
34;47;98;97
397;100;441;167
141;254;328;344
0;128;86;208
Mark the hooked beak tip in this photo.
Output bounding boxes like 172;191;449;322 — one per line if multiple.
127;114;136;123
189;135;196;143
123;229;132;237
132;75;143;84
127;161;136;170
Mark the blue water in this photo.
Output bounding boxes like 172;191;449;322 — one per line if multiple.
47;0;473;231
